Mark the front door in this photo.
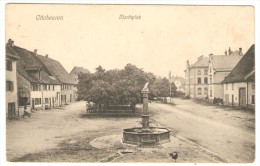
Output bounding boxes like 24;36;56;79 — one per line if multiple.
232;95;234;106
225;94;229;105
8;102;16;119
32;98;35;109
239;88;246;107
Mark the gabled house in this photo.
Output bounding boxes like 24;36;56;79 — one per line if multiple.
222;45;255;108
184;56;209;99
208;48;243;101
69;66;90;101
35;55;76;105
69;66;90;84
8;41;61;113
6;39;20;119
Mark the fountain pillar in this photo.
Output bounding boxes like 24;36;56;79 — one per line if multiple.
122;82;171;146
141;84;150;131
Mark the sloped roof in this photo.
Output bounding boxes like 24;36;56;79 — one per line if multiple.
191;57;209;68
13;46;60;84
211;55;242;71
6;45;20;59
36;55;75;84
17;60;39;83
69;66;90;76
222;45;255;83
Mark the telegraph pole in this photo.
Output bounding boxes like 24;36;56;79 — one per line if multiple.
169;71;172;103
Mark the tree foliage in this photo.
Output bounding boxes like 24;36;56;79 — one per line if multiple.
77;64;176;110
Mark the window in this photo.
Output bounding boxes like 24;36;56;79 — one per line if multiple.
204;69;208;75
45;98;49;104
232;83;234;90
204;87;208;95
53;85;55;91
210;77;212;84
43;85;47;90
32;84;40;91
35;98;41;105
6;60;12;71
226;84;228;90
6;81;14;91
197;78;201;84
252;83;255;90
204;77;208;84
197;70;201;75
210;87;212;97
197;88;202;95
252;95;255;104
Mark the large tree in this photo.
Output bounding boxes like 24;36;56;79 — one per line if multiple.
77;64;176;111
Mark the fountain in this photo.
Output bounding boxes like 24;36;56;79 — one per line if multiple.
122;82;171;146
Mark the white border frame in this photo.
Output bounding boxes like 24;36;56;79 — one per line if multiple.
1;1;259;166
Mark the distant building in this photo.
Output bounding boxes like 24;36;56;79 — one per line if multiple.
6;39;20;119
172;76;185;92
184;55;209;99
69;66;90;84
208;47;243;101
69;66;90;101
222;45;255;108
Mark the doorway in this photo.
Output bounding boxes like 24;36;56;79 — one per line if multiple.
8;102;16;119
239;88;246;107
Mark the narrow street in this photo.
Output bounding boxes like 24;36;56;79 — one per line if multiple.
6;99;255;163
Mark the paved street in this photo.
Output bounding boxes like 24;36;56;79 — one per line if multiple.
6;99;255;163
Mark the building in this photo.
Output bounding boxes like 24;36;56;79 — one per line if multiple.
208;47;243;101
222;45;255;108
184;55;209;99
35;54;76;105
172;76;185;92
13;45;61;112
69;66;90;84
6;40;20;119
69;66;90;101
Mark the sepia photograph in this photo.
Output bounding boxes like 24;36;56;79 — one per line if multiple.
1;1;259;165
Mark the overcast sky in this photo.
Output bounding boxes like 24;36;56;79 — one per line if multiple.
6;4;254;78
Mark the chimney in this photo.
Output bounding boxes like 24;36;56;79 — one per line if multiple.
34;49;37;56
46;54;48;58
228;47;232;55
225;49;227;56
239;48;242;55
7;39;14;47
186;60;189;65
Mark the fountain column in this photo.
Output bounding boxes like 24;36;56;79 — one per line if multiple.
141;82;150;131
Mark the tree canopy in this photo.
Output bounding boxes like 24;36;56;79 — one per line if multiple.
77;64;176;110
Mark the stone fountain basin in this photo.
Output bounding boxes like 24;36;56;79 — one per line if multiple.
123;127;171;146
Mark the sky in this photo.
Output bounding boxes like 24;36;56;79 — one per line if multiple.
5;4;254;78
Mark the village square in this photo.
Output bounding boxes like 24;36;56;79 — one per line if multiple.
4;4;256;164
